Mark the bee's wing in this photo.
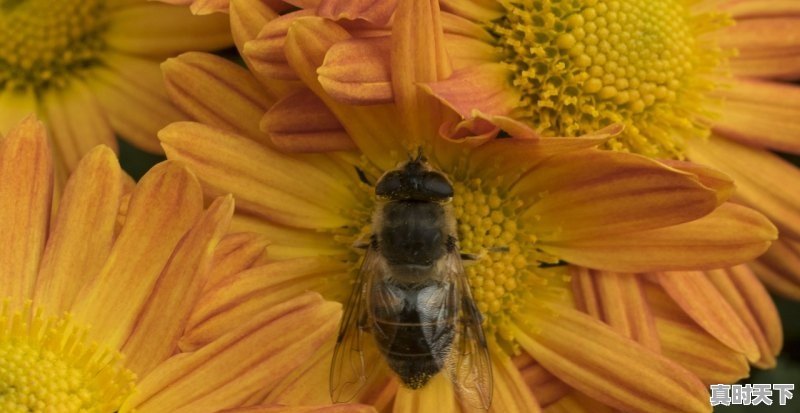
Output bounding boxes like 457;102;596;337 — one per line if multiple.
329;246;382;403
443;249;493;410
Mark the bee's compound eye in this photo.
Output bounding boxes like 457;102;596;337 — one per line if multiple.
422;172;453;199
375;171;404;198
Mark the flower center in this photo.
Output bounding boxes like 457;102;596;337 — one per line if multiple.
0;301;136;411
0;0;109;91
452;177;565;352
488;0;731;158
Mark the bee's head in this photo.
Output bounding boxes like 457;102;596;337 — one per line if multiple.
375;150;453;202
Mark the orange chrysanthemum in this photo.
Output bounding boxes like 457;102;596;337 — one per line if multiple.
0;116;359;412
157;3;780;411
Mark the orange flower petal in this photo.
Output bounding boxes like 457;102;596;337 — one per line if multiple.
71;161;203;348
229;213;346;259
122;195;234;377
181;257;349;351
263;89;356;152
518;150;718;241
245;10;312;81
514;304;711;413
282;16;405;170
317;0;396;26
33;146;122;314
88;54;185;153
713;78;800;154
688;135;800;239
391;0;455;149
318;36;393;105
543;392;614;413
707;265;783;368
423;63;521;119
657;159;735;205
189;0;230;15
204;232;270;292
230;0;299;98
0;116;52;302
656;317;750;385
708;0;800;18
658;271;760;361
571;268;661;351
160;122;358;228
716;17;800;59
162;52;276;146
106;3;231;56
442;13;504;70
543;203;777;272
124;293;340;413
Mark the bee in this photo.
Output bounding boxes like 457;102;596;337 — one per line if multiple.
330;152;493;410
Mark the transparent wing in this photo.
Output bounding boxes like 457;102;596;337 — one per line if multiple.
443;249;493;410
330;245;383;403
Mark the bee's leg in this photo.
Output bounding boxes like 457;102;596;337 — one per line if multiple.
354;166;371;186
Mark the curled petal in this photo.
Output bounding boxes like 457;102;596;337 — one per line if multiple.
263;89;356;152
750;237;800;300
318;0;397;26
422;63;521;119
514;353;570;408
204;232;270;292
318;36;393;105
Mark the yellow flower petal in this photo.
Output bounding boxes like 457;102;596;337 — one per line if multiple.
750;236;800;300
542;203;777;272
106;3;231;56
33;146;122;314
182;257;349;351
713;78;800;154
514;353;570;408
518;149;718;241
41;81;118;171
159;121;359;228
89;54;186;153
571;268;661;351
162;52;277;146
393;373;459;413
0;87;38;135
263;89;357;152
0;116;52;303
688;135;800;239
123;293;340;413
490;352;542;413
544;392;614;413
707;265;783;368
439;0;505;22
658;271;760;361
229;213;346;259
71;161;203;348
204;232;270;292
218;404;377;413
514;304;711;413
122;195;234;377
656;317;750;385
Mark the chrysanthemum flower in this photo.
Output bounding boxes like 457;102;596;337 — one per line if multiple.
0;0;232;179
0;116;346;412
268;0;800;300
159;3;777;411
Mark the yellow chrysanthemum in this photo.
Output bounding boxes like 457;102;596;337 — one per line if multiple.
0;0;232;179
0;116;356;413
158;2;780;411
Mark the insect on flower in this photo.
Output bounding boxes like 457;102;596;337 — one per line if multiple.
330;151;493;410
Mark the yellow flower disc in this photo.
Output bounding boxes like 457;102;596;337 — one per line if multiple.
0;0;107;91
489;0;731;158
0;301;136;412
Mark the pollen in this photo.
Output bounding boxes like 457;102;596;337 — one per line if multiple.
488;0;732;158
0;0;108;91
452;178;564;352
0;300;136;412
